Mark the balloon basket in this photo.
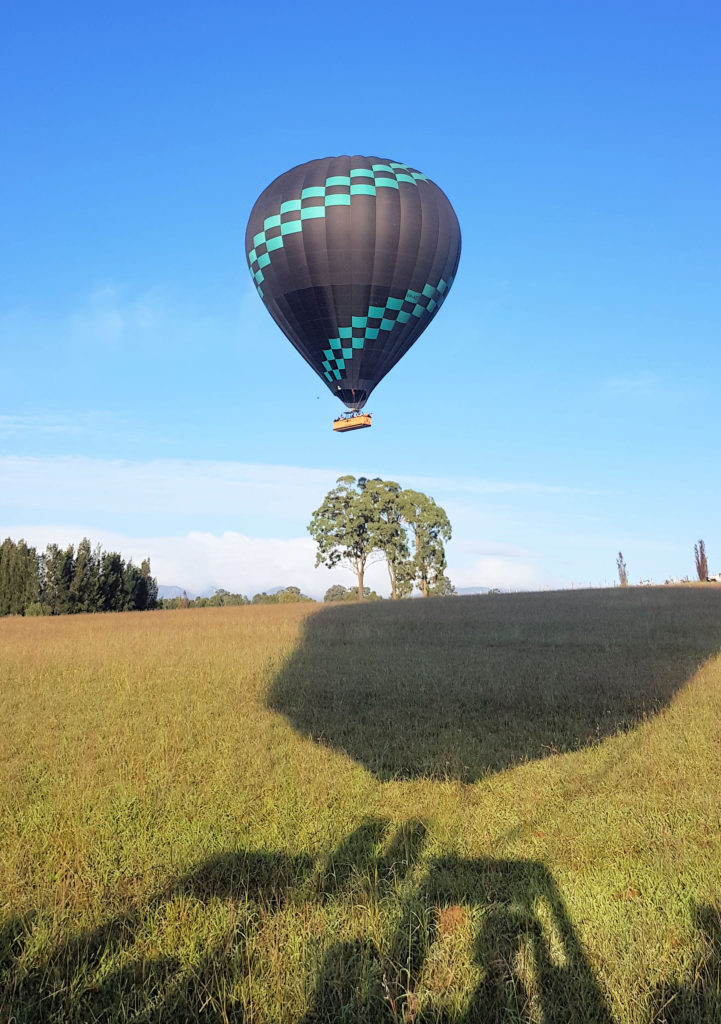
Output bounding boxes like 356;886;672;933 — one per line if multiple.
332;412;372;432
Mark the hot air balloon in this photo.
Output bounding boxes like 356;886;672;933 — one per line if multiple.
245;155;461;431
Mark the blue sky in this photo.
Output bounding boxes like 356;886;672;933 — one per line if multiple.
1;1;719;596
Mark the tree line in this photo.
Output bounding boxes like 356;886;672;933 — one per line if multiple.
0;537;158;616
309;476;454;600
323;585;382;603
160;584;389;608
159;586;314;609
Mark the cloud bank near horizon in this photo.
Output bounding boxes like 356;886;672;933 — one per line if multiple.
0;524;549;599
0;455;610;596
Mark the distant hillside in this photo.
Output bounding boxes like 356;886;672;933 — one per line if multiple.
157;585;197;601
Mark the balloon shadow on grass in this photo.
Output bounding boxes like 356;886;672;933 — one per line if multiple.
2;819;619;1024
267;590;721;781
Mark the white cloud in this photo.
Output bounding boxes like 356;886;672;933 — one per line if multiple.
603;372;687;401
401;474;587;497
444;538;552;591
0;279;246;358
0;456;601;595
0;415;85;437
67;282;191;347
0;455;596;542
0;524;390;600
3;520;553;597
0;456;339;524
449;556;549;592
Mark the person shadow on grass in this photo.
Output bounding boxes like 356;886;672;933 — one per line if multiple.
1;848;313;1023
7;820;717;1023
300;823;613;1024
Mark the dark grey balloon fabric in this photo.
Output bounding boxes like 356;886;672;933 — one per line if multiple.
246;156;461;410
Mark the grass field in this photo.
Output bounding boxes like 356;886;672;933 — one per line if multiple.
2;587;721;1022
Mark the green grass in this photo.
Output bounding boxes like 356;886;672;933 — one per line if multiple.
1;588;721;1022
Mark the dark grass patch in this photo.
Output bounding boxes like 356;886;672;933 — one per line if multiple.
269;587;721;780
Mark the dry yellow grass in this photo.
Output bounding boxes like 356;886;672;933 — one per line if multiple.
1;588;721;1022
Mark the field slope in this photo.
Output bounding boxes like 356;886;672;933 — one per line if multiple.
1;588;721;1022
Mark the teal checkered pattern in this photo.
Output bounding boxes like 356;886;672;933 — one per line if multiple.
247;163;430;297
321;278;453;381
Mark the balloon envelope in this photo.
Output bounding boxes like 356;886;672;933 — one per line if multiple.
246;155;461;410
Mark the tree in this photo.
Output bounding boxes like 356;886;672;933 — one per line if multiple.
70;538;94;613
429;574;456;597
42;544;75;615
251;587;313;604
277;586;313;603
616;552;628;587
118;558;159;612
403;490;452;598
363;478;413;599
308;476;386;600
0;538;40;616
323;584;380;602
184;590;250;608
140;558;159;610
694;539;709;582
87;543;104;611
309;477;453;600
0;536;157;617
17;540;40;612
99;552;124;611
